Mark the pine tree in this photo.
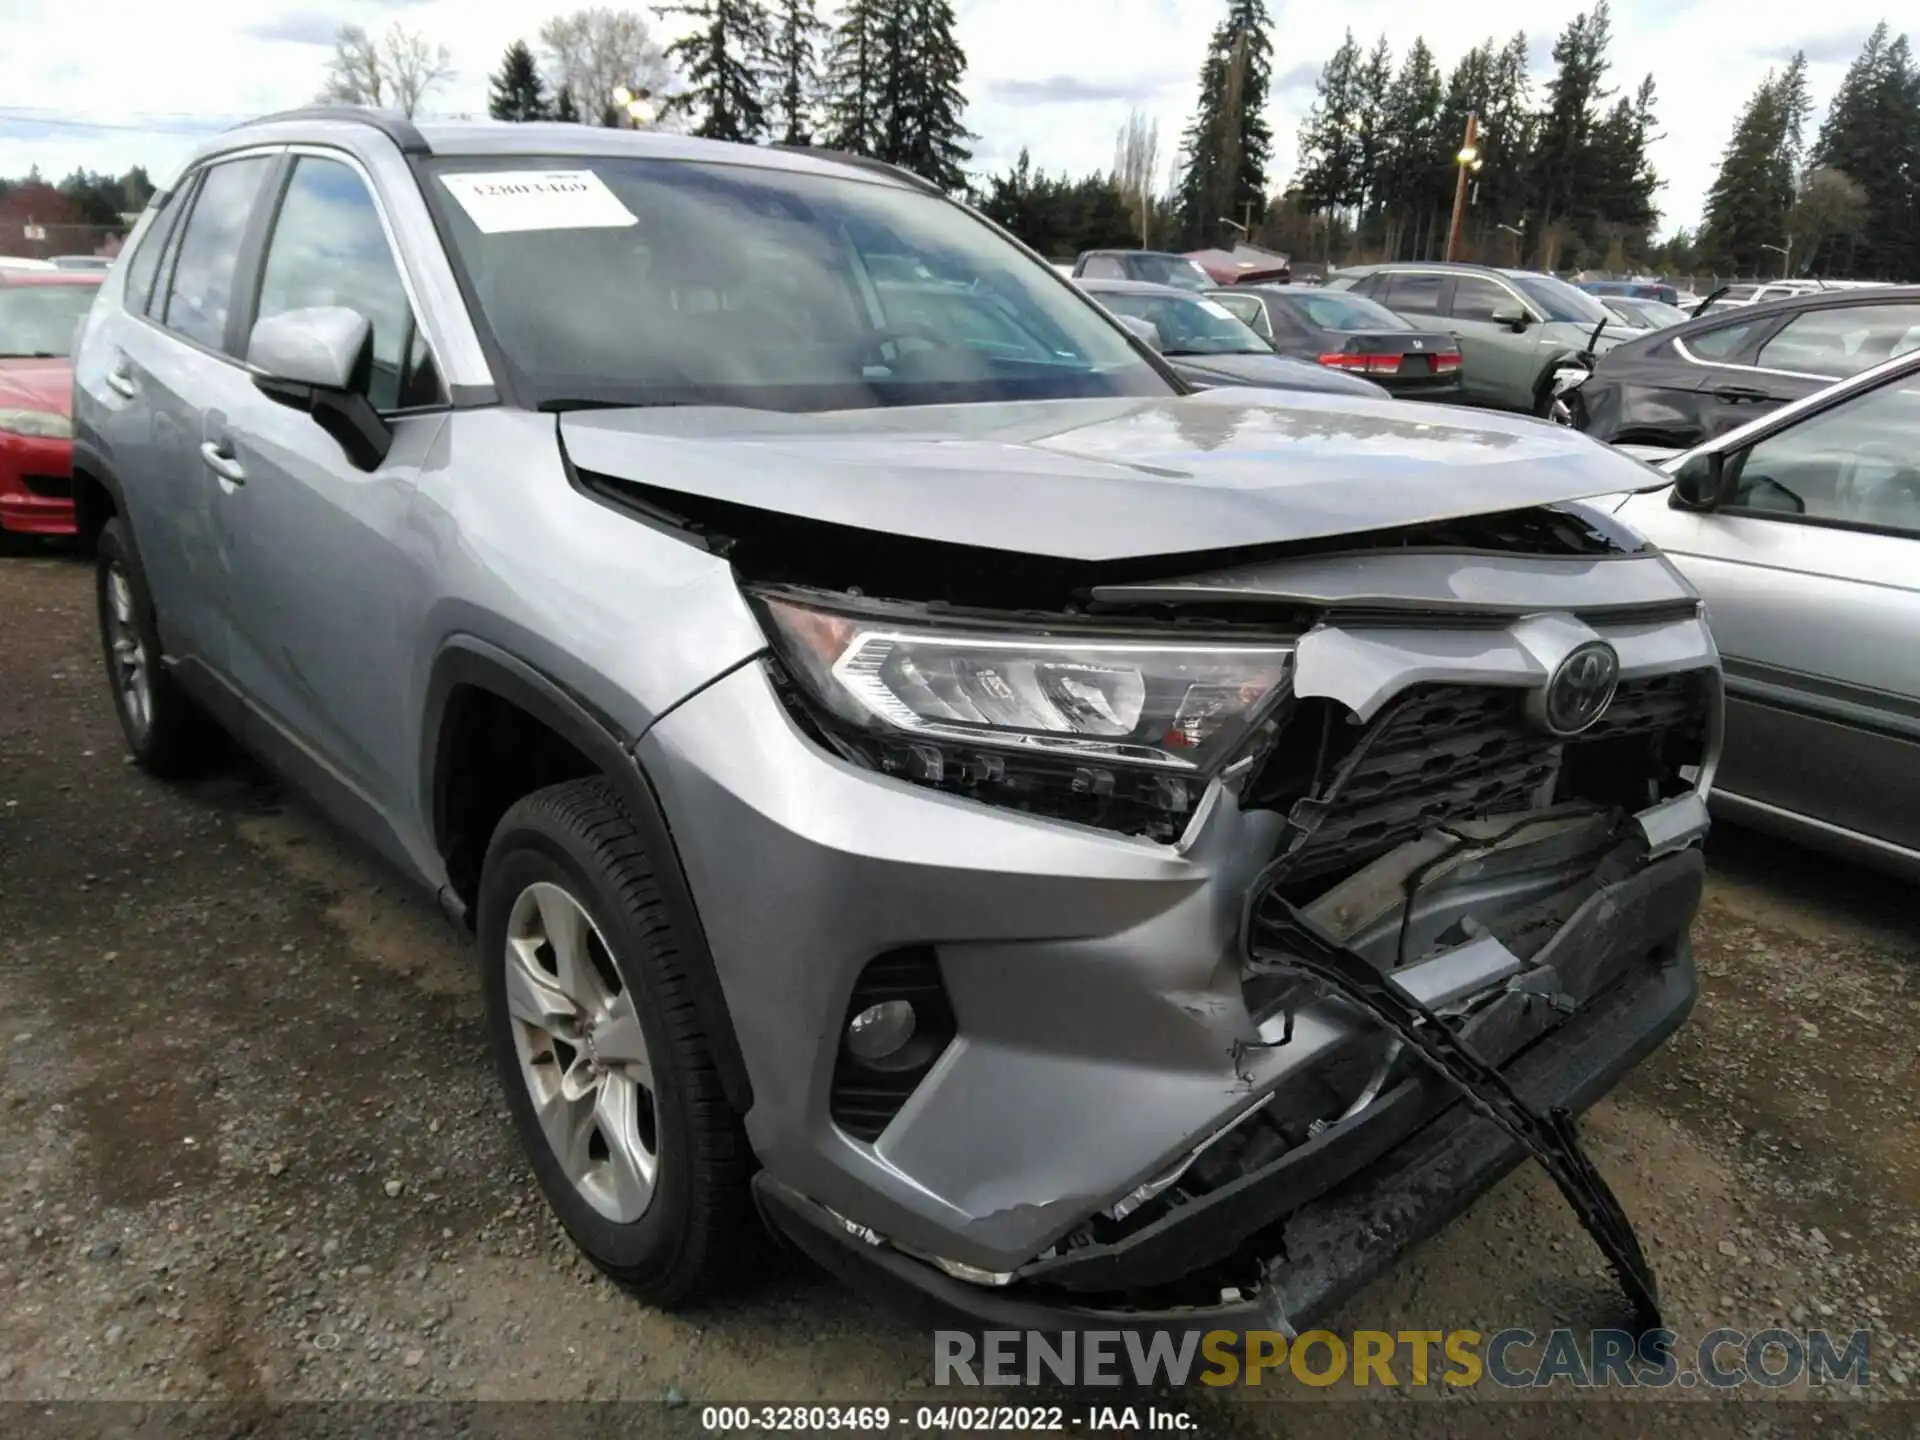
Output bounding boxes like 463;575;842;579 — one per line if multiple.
822;0;890;155
1699;66;1800;274
1375;38;1444;258
767;0;827;146
1810;25;1920;278
554;85;580;122
1174;0;1275;248
1296;31;1365;223
1352;37;1394;222
887;0;972;189
488;40;552;122
664;0;774;143
1527;2;1617;268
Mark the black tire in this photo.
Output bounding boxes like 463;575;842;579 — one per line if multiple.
94;517;221;776
478;776;755;1306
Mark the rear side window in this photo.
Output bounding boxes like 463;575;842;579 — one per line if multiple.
253;155;443;411
1684;320;1757;360
1210;292;1269;335
160;157;275;352
1079;255;1124;279
1755;303;1920;379
121;186;191;316
1380;273;1445;315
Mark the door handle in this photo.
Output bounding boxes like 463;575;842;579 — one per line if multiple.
199;439;247;485
105;363;136;398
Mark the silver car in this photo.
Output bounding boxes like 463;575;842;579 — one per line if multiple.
69;108;1721;1335
1615;348;1920;879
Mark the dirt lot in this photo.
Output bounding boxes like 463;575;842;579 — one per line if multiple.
2;549;1917;1437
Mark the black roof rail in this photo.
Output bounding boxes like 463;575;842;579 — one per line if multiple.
769;145;941;196
227;106;431;156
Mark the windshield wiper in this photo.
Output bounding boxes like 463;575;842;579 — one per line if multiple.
1244;856;1663;1336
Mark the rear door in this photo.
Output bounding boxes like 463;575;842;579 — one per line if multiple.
1619;367;1920;858
105;153;281;674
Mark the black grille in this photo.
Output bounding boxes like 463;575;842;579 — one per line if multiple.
1262;672;1708;887
21;474;71;498
828;946;957;1143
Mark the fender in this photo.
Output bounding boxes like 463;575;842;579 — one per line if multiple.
67;439;130;552
421;637;755;1116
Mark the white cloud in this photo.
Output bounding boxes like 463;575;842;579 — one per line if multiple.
0;0;1897;237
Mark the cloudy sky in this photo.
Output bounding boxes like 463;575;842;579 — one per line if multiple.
0;0;1898;235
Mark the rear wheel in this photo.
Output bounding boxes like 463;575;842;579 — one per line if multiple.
94;518;221;776
479;777;755;1306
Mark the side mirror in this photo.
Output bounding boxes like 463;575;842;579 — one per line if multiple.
1670;450;1730;511
1490;302;1531;331
247;307;392;471
1118;314;1163;352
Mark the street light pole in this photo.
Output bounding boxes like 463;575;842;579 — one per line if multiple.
1445;111;1480;263
1760;240;1791;279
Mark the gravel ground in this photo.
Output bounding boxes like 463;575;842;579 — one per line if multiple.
2;548;1916;1438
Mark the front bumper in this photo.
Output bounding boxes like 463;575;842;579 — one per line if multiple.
755;908;1695;1336
639;591;1717;1287
0;432;76;536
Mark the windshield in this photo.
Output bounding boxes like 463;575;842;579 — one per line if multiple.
1094;290;1269;356
1507;273;1612;325
0;282;98;358
425;157;1168;412
1130;254;1214;291
1627;300;1688;328
1281;290;1411;332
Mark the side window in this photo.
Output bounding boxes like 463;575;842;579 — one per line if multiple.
122;184;192;317
1683;320;1757;361
253;156;444;411
1211;293;1268;335
1450;276;1515;322
1727;375;1920;536
160;156;274;352
1755;304;1920;379
1380;273;1445;316
1079;255;1124;280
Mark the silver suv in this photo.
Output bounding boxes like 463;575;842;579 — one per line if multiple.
72;109;1722;1336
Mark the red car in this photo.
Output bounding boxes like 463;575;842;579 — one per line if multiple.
0;270;103;546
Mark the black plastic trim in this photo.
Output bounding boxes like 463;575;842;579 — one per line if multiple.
421;639;755;1116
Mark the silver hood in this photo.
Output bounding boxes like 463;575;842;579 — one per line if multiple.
559;387;1672;563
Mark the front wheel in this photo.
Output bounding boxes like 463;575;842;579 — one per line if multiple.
478;777;755;1306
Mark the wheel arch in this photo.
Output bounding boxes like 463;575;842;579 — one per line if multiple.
422;637;755;1117
67;439;129;553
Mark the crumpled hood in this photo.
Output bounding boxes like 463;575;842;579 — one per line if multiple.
559;388;1672;563
0;358;73;416
1168;350;1386;397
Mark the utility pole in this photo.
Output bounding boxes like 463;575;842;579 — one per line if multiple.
1445;111;1480;263
1219;27;1248;248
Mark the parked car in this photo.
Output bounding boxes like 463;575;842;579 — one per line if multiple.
73;108;1720;1338
1571;284;1920;449
0;269;103;547
1580;279;1680;307
1609;347;1920;879
51;255;116;272
1071;248;1214;291
1206;284;1463;399
0;256;57;272
1598;296;1690;332
1077;277;1388;397
1327;261;1627;420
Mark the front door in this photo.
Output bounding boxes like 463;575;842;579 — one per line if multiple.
1444;274;1537;409
1619;369;1920;857
215;152;450;828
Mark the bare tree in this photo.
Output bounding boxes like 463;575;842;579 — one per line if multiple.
1112;108;1160;247
319;22;453;118
539;7;676;128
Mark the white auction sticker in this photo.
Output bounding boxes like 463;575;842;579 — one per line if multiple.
438;170;637;234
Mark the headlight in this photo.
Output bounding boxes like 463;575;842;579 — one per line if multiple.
758;593;1293;839
0;409;71;440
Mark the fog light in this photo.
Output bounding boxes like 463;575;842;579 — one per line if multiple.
846;1000;916;1062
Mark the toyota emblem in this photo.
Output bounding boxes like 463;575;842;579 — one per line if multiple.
1533;641;1620;736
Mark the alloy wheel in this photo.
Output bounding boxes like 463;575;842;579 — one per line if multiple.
104;563;151;739
503;881;659;1222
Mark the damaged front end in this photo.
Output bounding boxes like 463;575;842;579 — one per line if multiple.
625;483;1720;1340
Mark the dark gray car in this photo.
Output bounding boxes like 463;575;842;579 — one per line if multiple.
68;109;1721;1338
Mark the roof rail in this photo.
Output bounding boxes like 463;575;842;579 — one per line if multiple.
769;145;942;196
227;106;431;156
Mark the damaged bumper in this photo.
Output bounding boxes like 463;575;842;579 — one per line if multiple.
639;579;1719;1325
